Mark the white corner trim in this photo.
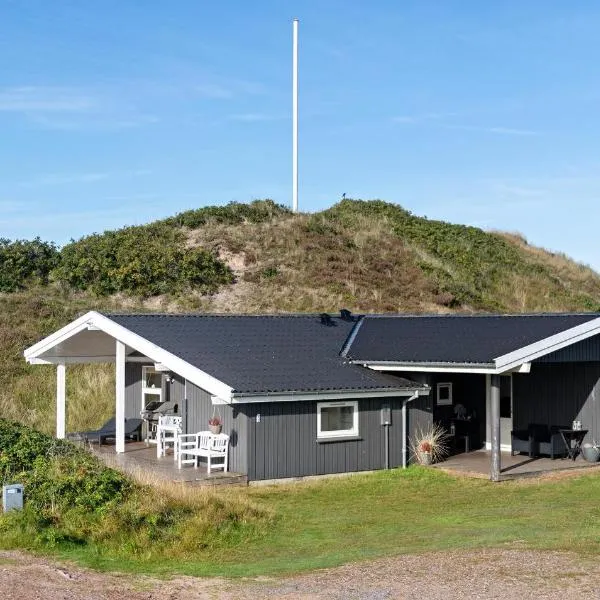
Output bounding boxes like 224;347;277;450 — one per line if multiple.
24;311;234;400
495;316;600;371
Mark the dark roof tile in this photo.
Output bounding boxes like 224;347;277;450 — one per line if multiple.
105;313;422;394
346;313;600;364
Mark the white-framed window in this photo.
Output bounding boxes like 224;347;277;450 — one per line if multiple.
142;366;162;410
317;401;359;439
437;382;453;406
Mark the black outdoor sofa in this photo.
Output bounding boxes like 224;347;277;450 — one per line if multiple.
511;423;569;459
68;417;143;445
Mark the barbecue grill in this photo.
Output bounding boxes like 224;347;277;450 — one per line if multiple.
141;400;179;443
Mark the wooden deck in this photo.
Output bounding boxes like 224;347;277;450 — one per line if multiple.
89;441;247;487
433;449;600;480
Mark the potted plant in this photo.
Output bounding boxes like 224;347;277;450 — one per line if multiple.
410;425;450;466
418;440;433;465
208;416;222;435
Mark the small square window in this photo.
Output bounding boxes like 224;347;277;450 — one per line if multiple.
143;366;162;390
317;401;359;439
437;382;453;406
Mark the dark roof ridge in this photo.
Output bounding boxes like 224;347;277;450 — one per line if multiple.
102;311;364;319
102;311;600;319
362;312;600;319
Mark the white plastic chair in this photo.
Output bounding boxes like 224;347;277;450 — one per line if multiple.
156;415;182;459
177;431;229;473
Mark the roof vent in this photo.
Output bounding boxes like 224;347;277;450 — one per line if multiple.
320;313;335;326
340;309;353;322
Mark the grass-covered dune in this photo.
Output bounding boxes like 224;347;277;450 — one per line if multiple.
2;420;600;577
3;199;600;437
0;419;270;565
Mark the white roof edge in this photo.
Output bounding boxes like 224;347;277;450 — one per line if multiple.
494;316;600;371
24;310;99;359
220;387;430;404
24;311;234;399
365;363;497;374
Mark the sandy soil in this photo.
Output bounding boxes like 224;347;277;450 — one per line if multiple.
1;548;599;599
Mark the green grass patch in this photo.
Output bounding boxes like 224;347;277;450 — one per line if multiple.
3;424;600;578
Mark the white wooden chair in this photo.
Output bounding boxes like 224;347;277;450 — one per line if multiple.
177;431;229;474
156;415;182;459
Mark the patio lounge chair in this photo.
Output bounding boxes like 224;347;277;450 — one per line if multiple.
68;417;143;445
177;431;229;474
511;423;568;459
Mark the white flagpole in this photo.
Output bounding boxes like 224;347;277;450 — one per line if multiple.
292;18;299;213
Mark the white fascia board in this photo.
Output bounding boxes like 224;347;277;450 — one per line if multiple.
494;317;600;371
29;355;117;365
24;311;98;360
25;311;234;400
217;388;430;405
366;364;498;374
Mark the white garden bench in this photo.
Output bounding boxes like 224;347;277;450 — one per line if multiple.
177;431;229;474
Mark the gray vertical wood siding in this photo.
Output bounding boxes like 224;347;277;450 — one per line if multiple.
125;362;144;419
185;382;248;474
536;337;600;363
513;362;600;444
241;397;418;481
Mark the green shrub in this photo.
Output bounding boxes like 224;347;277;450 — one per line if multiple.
0;238;59;292
163;199;291;229
54;224;233;297
0;419;270;560
0;419;131;514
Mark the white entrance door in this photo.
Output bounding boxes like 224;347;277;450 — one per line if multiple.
486;374;513;452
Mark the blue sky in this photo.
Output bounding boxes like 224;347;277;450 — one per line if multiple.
2;1;600;270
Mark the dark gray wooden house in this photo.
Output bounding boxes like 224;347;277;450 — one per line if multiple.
24;310;600;481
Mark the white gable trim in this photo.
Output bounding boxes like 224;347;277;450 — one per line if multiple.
24;311;234;400
494;316;600;371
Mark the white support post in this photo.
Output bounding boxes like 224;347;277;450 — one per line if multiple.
490;374;501;482
115;340;126;454
56;362;66;439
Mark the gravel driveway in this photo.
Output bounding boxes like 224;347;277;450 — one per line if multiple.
1;548;598;599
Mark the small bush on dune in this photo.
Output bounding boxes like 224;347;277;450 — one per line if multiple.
54;224;234;297
164;199;290;229
0;238;59;292
0;419;270;559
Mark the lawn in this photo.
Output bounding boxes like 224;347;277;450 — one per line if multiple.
41;467;600;578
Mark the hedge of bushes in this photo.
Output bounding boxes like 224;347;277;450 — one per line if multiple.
162;199;290;228
0;238;59;293
55;224;233;296
0;200;289;298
